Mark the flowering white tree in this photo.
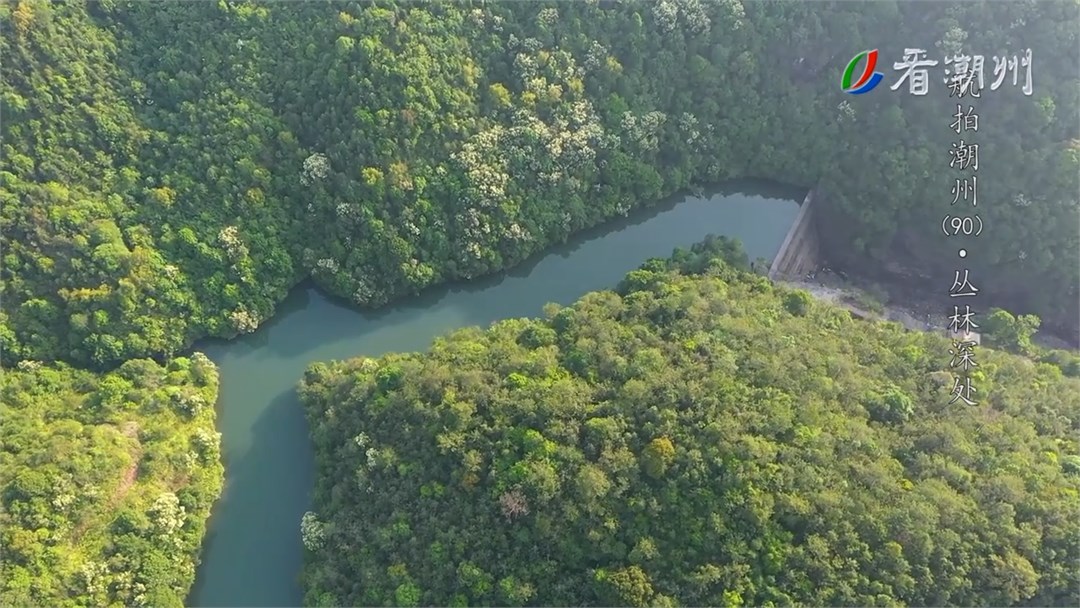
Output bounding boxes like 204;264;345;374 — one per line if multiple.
229;307;259;333
652;0;711;35
149;492;186;537
301;511;327;550
218;225;248;260
584;41;608;71
300;152;330;185
621;110;668;153
448;46;616;274
652;0;678;32
537;7;559;26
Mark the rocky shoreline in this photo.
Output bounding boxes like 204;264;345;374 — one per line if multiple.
779;273;1075;352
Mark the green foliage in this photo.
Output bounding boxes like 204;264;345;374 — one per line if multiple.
0;355;223;608
865;387;916;425
1039;349;1080;378
299;238;1080;607
641;437;676;479
596;565;656;607
2;0;1077;368
1;1;1077;605
982;308;1042;355
782;290;813;317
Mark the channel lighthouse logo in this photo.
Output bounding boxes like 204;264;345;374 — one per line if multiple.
841;49;884;95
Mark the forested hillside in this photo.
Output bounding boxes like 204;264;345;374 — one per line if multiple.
2;0;1077;367
299;236;1080;607
2;1;1078;606
0;356;223;607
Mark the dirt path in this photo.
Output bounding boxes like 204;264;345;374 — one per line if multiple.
113;421;142;499
71;421;141;542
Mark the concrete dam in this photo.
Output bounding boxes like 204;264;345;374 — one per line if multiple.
769;187;822;281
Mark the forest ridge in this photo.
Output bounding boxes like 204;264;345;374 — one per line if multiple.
2;0;1078;367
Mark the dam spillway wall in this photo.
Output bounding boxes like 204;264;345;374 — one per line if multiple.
768;187;821;280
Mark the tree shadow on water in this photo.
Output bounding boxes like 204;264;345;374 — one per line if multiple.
189;386;313;607
188;180;805;364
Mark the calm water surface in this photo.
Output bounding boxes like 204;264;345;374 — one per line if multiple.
188;181;802;607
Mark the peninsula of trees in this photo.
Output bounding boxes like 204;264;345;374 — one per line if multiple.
299;237;1080;607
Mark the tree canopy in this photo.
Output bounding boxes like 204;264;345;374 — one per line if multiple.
2;0;1077;368
0;355;223;607
1;1;1077;605
299;236;1080;607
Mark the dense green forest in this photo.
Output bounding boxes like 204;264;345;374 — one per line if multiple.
300;236;1080;607
0;355;223;607
2;0;1078;605
2;0;1077;368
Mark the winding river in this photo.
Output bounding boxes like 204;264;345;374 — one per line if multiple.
187;181;803;607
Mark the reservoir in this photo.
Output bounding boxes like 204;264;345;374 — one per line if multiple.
187;181;803;607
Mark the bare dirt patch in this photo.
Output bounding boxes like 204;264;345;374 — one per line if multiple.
71;421;142;542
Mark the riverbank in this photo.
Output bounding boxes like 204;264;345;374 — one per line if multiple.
779;273;1075;352
187;185;801;607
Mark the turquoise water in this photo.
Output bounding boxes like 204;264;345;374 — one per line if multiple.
188;181;802;607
